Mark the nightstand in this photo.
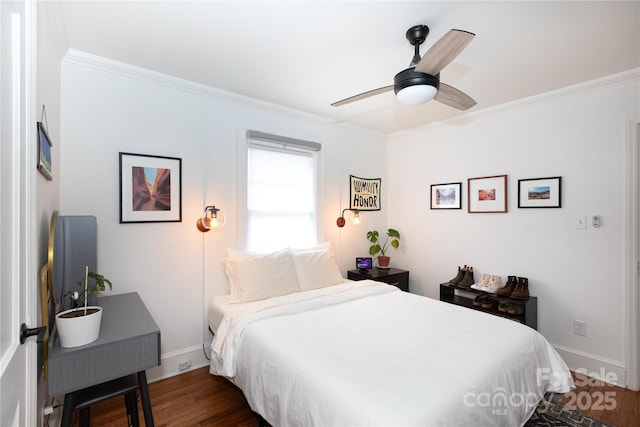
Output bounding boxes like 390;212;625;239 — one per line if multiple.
347;267;410;292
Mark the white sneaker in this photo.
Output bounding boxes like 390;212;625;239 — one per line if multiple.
470;274;491;291
484;275;504;293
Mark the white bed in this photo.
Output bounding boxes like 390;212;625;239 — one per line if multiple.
209;247;573;426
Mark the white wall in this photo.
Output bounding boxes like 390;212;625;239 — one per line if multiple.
59;50;388;380
387;70;640;384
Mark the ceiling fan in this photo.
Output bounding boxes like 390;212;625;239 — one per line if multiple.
331;25;477;110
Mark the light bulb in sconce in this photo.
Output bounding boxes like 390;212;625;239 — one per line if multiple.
351;210;362;225
197;205;226;232
336;209;362;228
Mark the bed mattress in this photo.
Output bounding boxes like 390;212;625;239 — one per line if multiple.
207;294;232;333
209;280;573;427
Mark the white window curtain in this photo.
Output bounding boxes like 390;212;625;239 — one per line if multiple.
241;131;321;252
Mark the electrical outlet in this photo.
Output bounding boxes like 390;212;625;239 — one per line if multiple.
573;320;587;337
42;401;56;426
178;359;192;371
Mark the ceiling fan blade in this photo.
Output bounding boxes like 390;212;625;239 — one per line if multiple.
331;85;394;107
435;83;477;110
415;29;475;76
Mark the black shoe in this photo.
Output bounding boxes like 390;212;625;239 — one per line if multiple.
457;267;475;288
448;265;466;286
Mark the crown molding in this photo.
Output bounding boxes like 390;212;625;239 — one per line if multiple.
62;49;637;139
62;49;338;127
394;68;640;136
487;68;640;113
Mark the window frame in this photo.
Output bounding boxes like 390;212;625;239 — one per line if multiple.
235;129;324;251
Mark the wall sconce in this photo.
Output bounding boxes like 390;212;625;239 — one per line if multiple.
196;205;226;232
336;209;362;228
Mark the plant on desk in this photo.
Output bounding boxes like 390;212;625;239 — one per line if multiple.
55;267;112;348
367;228;400;269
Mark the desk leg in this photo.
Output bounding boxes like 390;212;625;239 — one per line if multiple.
60;393;75;427
137;370;154;427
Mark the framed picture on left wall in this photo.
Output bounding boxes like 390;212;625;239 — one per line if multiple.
37;121;53;181
119;152;182;223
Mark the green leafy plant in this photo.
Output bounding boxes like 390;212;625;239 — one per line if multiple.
65;271;112;311
367;228;401;257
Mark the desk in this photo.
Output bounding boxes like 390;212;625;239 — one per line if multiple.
48;292;161;425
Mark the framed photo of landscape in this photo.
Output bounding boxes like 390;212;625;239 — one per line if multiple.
430;182;462;210
119;152;182;223
468;175;508;213
518;176;562;208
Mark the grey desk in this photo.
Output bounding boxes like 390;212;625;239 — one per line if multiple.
48;292;161;426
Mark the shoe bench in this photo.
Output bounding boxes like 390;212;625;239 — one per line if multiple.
439;283;537;329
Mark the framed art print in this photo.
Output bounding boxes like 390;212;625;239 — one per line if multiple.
518;176;562;208
37;121;53;181
119;152;182;223
468;175;508;213
430;182;462;209
349;175;381;211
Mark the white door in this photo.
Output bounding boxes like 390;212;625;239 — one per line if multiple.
0;1;37;425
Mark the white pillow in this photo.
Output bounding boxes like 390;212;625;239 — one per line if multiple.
223;247;265;294
290;246;344;291
225;248;300;303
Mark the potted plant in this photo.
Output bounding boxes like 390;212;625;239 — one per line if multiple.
55;267;112;348
367;228;400;269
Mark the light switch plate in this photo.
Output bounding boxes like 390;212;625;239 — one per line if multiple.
574;216;587;230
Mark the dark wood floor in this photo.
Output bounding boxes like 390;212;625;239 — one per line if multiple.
78;367;640;427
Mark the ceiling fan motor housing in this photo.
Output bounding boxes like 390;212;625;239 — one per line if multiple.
394;69;440;94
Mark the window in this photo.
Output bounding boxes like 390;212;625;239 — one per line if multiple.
239;131;321;252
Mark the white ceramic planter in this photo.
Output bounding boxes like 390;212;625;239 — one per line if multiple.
55;306;103;348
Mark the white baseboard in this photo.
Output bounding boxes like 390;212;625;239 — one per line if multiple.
553;344;627;388
146;344;211;383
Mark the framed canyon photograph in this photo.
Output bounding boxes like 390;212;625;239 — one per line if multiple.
119;152;182;223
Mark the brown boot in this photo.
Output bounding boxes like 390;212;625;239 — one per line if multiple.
496;276;517;296
448;265;466;286
457;266;475;288
511;277;530;299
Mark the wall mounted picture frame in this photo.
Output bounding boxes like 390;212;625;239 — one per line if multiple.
349;175;381;211
430;182;462;209
37;121;53;181
119;152;182;223
518;176;562;208
468;175;508;213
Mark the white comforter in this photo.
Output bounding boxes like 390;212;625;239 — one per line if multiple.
210;280;573;427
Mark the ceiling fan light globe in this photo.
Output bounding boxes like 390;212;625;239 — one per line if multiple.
396;85;437;105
